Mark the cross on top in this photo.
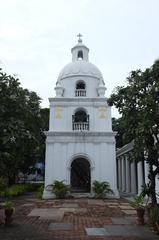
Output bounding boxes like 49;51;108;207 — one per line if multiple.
77;33;83;43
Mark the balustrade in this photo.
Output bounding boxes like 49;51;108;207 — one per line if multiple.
72;122;89;131
75;89;86;97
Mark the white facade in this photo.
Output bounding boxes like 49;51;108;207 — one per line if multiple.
43;37;119;198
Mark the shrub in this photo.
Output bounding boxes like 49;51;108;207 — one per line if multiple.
92;180;114;199
4;185;26;197
46;180;70;199
36;184;44;199
0;183;43;198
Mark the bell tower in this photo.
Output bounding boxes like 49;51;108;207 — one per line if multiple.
43;35;119;199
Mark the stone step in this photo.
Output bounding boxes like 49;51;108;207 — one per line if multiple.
70;192;91;198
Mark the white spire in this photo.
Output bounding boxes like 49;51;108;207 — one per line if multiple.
71;34;89;62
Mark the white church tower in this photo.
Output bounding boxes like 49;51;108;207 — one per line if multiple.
43;35;119;198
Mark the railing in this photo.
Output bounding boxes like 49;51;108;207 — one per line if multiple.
72;122;89;131
75;89;86;97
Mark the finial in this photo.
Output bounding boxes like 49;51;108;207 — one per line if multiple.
77;33;82;43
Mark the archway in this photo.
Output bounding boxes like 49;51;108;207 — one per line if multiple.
71;158;91;192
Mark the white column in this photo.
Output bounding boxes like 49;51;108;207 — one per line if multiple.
125;155;131;193
144;161;149;185
137;161;144;195
118;158;122;191
122;156;126;192
130;160;137;194
116;158;119;189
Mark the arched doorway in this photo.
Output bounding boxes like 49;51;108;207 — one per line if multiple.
71;158;91;192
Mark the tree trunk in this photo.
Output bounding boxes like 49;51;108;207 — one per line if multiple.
150;175;157;204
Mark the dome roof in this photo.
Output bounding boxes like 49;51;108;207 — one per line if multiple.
57;60;104;81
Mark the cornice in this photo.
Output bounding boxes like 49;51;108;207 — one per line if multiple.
45;131;116;137
49;98;110;107
116;141;134;157
45;131;116;144
49;97;108;102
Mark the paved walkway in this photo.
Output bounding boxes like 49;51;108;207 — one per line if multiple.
0;194;158;240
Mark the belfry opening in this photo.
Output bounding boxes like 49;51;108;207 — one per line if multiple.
71;158;91;193
77;50;83;60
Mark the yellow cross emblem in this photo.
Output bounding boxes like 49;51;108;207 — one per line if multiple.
98;107;107;119
55;106;62;119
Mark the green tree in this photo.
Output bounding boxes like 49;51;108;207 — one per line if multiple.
0;68;48;184
112;117;132;148
108;60;159;204
38;108;49;164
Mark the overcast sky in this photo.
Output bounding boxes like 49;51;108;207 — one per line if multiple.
1;0;159;117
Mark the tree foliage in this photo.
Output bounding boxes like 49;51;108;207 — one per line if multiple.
0;69;49;185
108;60;159;204
112;117;132;148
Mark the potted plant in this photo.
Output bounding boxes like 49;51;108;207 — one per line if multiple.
132;195;145;225
92;180;114;199
4;201;15;226
46;180;70;199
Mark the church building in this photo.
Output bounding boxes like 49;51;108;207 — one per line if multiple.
43;35;119;198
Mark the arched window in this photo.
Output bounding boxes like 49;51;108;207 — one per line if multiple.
77;50;83;60
74;110;87;122
75;81;86;97
72;109;89;131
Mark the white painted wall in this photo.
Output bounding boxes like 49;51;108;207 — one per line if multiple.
43;133;118;198
49;98;112;132
60;75;100;98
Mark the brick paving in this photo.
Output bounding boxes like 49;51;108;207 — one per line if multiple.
0;194;158;240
